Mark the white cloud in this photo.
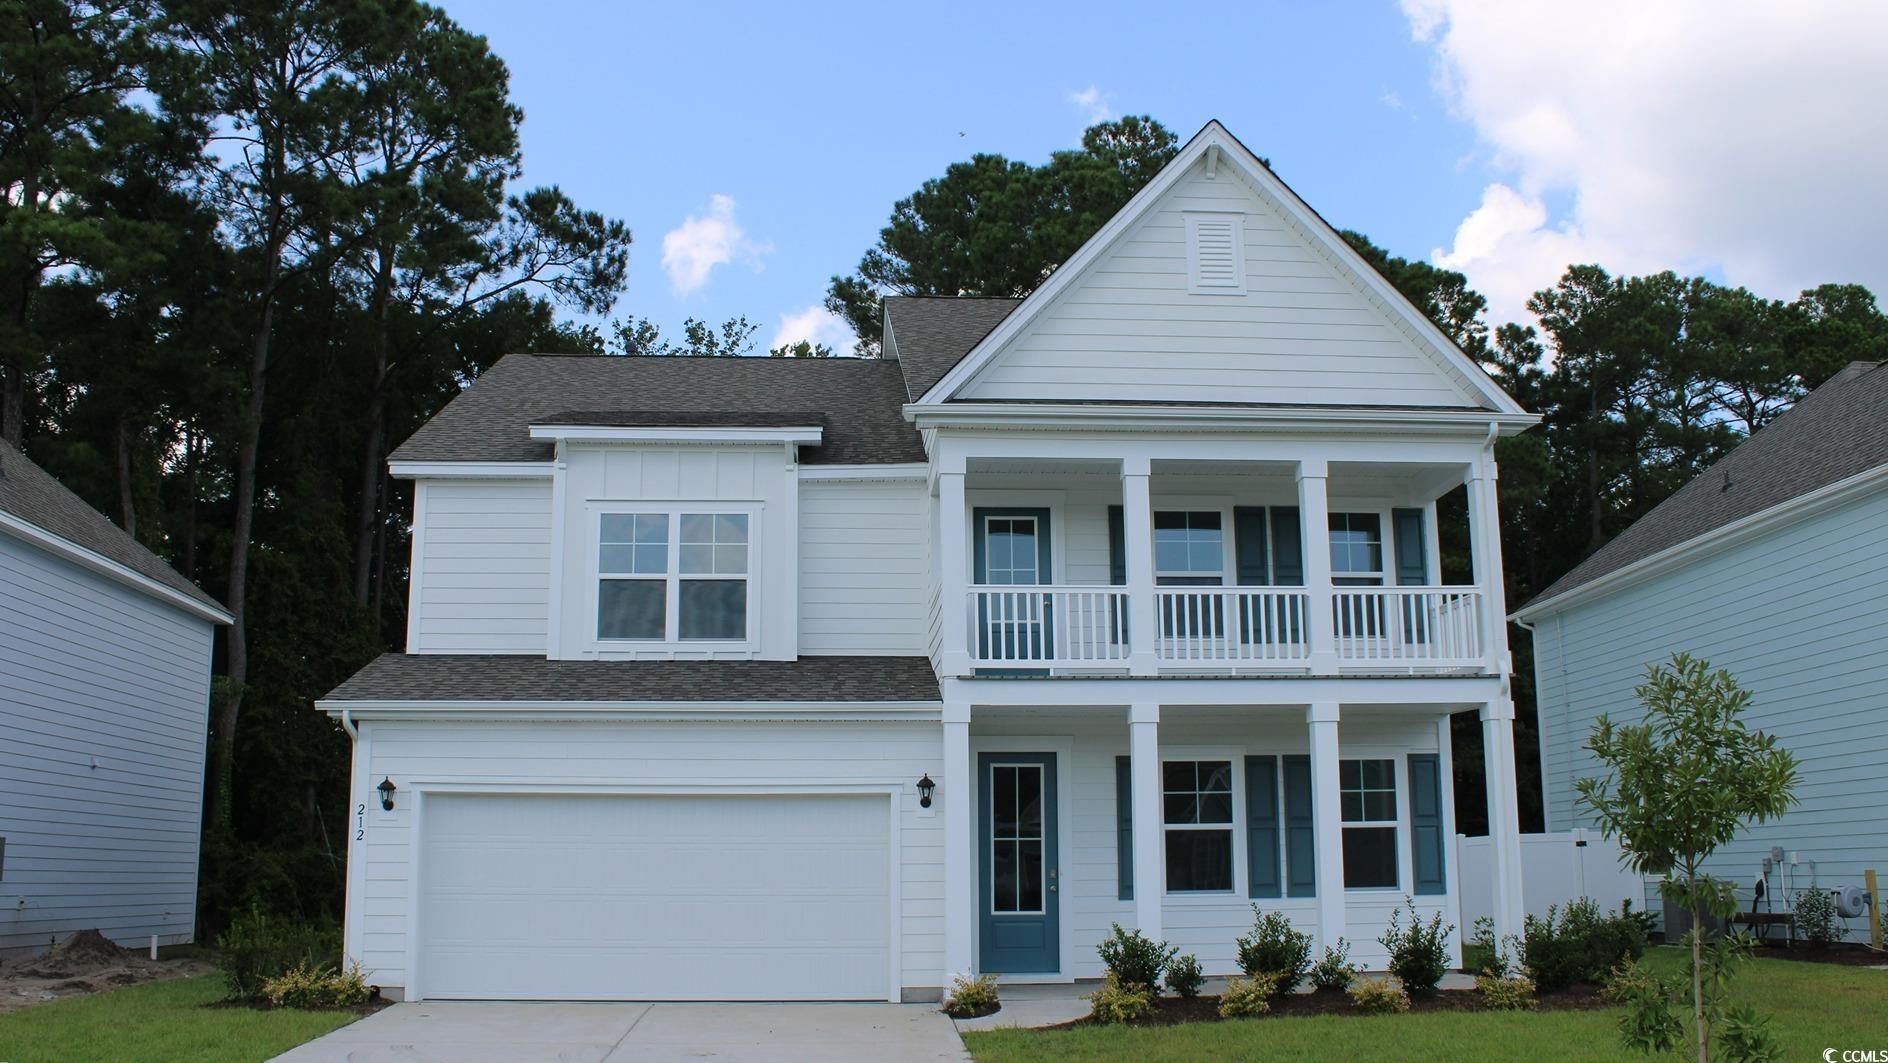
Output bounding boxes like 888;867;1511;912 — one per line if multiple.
1404;0;1888;326
1380;88;1405;111
660;194;771;296
1069;86;1113;124
770;304;856;354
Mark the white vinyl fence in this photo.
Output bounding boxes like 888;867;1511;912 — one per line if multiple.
1457;830;1646;932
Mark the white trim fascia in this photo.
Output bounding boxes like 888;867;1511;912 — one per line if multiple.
916;120;1529;417
940;674;1501;707
1512;461;1888;622
315;699;945;722
797;463;930;482
907;403;1539;437
528;425;823;447
388;460;554;480
0;509;231;624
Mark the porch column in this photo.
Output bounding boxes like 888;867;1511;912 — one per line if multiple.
1482;696;1526;947
939;468;971;676
1295;460;1338;673
1121;457;1158;675
1307;702;1346;950
1129;703;1163;940
943;702;974;982
1464;455;1508;673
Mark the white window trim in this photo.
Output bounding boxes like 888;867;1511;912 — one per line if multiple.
986;759;1049;917
1184;210;1248;296
1328;509;1390;585
585;502;762;652
1159;749;1244;899
1152;508;1233;586
1338;755;1403;893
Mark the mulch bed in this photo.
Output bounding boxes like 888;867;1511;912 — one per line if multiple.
1050;983;1613;1029
1748;943;1888;968
204;992;392;1016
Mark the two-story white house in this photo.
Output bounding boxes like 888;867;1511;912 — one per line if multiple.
319;121;1539;1004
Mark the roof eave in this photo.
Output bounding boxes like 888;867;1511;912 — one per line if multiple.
1512;460;1888;623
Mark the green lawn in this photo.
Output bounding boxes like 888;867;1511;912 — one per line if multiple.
963;949;1888;1062
0;974;361;1063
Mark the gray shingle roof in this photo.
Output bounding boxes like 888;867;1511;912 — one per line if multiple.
390;354;925;465
322;653;942;703
0;439;226;615
1519;361;1888;614
884;297;1021;400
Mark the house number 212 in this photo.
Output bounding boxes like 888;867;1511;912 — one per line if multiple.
356;803;366;842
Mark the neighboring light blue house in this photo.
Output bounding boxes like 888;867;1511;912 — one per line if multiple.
1514;361;1888;938
0;440;231;956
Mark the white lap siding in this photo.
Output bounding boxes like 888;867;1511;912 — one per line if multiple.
799;479;929;655
971;711;1454;977
0;533;215;955
409;479;552;654
349;719;944;997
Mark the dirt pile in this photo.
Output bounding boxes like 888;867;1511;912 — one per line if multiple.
0;929;213;1014
16;929;133;978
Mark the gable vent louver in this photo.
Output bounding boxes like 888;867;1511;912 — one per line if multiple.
1186;212;1246;295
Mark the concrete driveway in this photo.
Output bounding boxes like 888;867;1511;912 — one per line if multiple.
272;1001;969;1062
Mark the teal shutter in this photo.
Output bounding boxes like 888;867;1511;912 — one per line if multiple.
1283;754;1316;898
1269;507;1304;586
1115;755;1133;900
1409;753;1446;895
1233;507;1270;585
1392;508;1428;585
1245;755;1282;898
1107;506;1126;585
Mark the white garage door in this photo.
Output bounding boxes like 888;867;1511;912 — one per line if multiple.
416;793;891;1000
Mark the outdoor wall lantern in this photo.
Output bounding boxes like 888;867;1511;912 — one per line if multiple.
917;773;935;809
377;776;397;811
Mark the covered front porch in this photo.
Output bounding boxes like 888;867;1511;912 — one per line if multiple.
936;679;1527;983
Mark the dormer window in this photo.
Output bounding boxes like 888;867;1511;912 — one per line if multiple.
1185;212;1247;295
597;509;753;643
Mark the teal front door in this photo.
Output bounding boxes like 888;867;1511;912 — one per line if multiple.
978;752;1059;973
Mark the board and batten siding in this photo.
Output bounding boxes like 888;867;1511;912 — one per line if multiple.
1532;487;1888;935
350;719;944;996
957;157;1479;408
799;479;929;655
409;479;552;655
0;532;215;955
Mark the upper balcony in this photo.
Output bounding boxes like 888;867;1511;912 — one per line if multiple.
933;452;1508;679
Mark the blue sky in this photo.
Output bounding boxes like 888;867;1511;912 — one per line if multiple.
437;0;1888;349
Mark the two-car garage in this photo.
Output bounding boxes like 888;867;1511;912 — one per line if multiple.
413;792;894;1001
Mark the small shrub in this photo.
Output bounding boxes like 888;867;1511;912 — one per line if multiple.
1377;899;1453;993
1603;958;1682;1055
1792;887;1840;948
1085;972;1156;1024
260;960;372;1010
1718;1004;1784;1063
1474;972;1537;1011
1348;976;1410;1014
1217;972;1278;1018
1521;898;1649;991
1234;905;1313;992
1309;939;1358;992
1096;923;1174;990
1165;953;1204;999
215;909;342;1001
942;974;1000;1017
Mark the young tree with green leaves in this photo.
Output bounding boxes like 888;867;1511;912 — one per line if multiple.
1576;653;1798;1062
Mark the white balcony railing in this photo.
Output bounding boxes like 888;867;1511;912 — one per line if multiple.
1332;587;1485;665
967;586;1130;668
1154;588;1310;665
